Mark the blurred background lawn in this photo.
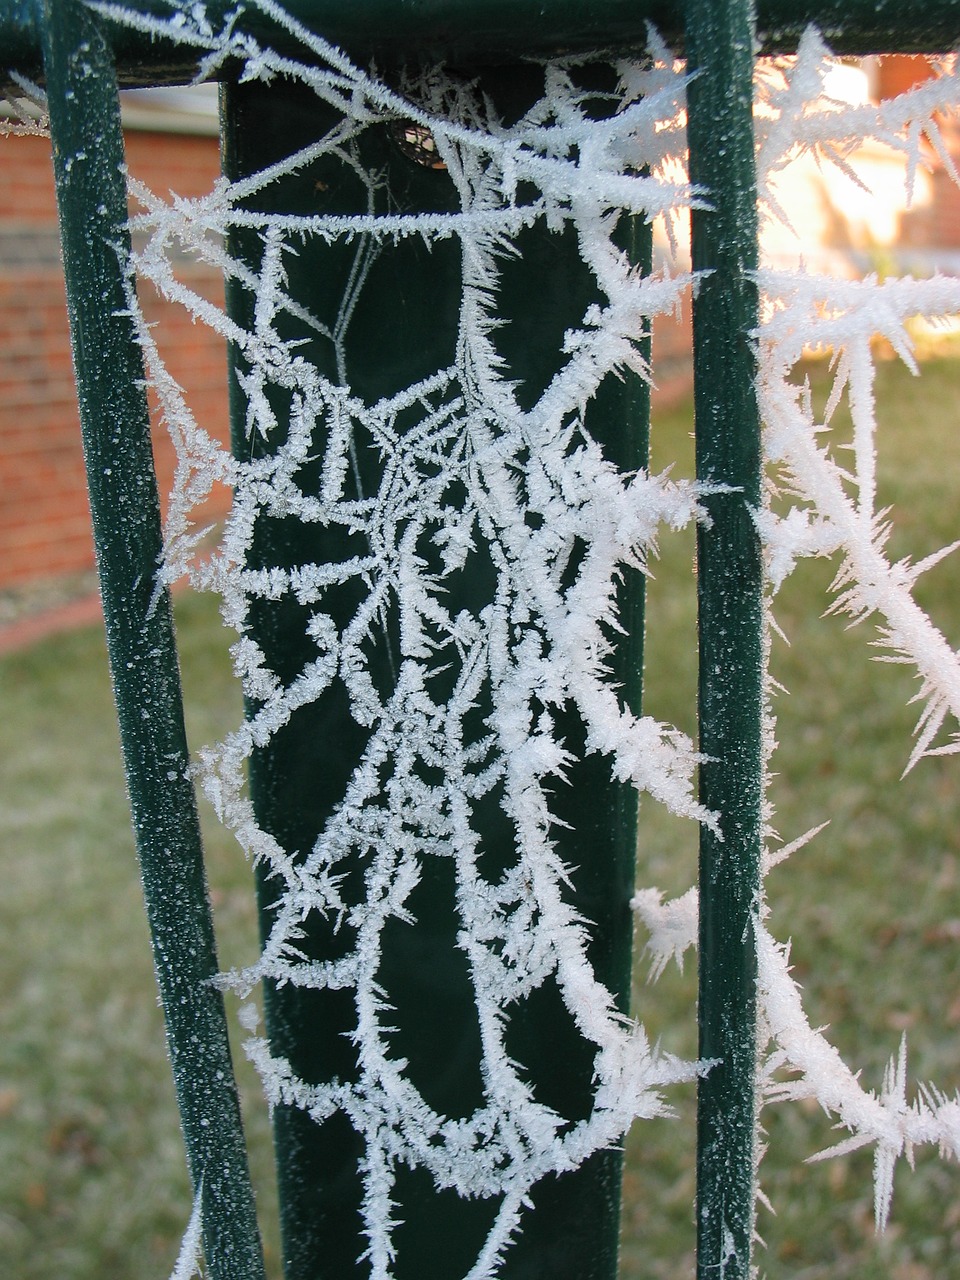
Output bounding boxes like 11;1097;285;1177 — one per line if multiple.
2;357;960;1279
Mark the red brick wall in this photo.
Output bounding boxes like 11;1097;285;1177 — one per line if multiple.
0;130;230;590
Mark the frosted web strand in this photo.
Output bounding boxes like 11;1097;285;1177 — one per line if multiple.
635;885;960;1230
756;270;960;768
630;27;960;1242
752;34;960;1231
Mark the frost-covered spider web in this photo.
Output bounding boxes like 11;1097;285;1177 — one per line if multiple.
109;5;710;1274
82;0;960;1271
639;28;960;1241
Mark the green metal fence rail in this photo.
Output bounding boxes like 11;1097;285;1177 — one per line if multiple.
37;1;267;1274
6;0;960;84
2;2;958;1279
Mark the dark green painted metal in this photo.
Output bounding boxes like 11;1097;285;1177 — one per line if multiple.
221;65;649;1280
0;0;37;84
40;4;266;1277
4;0;960;95
685;0;764;1276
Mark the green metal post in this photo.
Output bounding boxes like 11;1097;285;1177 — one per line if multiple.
685;0;764;1277
40;4;265;1276
221;66;650;1280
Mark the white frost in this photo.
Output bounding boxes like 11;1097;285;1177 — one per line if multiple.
168;1186;204;1280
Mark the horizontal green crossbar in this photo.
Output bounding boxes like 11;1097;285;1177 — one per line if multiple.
2;0;960;91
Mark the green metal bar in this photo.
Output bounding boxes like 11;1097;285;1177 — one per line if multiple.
40;4;266;1277
4;0;960;94
220;66;650;1280
685;0;764;1275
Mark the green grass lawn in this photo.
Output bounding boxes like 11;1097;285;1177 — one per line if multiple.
0;595;281;1278
2;357;960;1278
